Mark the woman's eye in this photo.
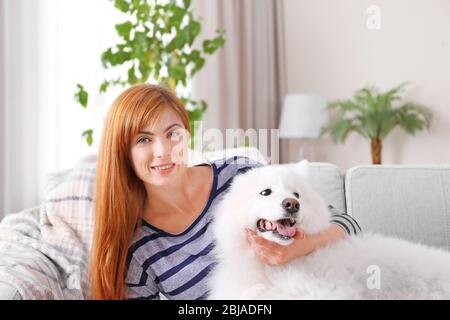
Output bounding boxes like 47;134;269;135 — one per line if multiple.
293;192;300;199
168;131;179;139
137;137;151;144
259;189;272;196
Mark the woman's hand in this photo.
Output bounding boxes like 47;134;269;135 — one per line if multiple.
245;224;347;266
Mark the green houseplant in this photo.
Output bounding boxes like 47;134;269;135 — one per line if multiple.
320;82;433;164
74;0;225;146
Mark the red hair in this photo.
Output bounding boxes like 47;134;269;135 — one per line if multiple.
90;84;190;299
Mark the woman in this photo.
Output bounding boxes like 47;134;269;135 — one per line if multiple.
90;84;361;300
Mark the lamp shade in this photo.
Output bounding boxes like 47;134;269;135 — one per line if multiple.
279;94;328;139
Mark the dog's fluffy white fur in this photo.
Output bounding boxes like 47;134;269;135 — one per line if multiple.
206;160;450;299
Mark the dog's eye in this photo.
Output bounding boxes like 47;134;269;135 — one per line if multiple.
293;192;300;199
259;189;272;196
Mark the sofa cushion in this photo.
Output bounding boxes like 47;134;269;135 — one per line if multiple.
281;162;346;213
345;165;450;250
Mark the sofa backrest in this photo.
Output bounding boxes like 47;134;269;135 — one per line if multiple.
300;162;346;213
345;165;450;251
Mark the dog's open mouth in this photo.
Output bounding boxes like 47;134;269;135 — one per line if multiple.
257;218;297;240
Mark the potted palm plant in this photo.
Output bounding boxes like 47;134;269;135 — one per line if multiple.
74;0;225;146
320;82;433;164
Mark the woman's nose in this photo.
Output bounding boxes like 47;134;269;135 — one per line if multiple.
152;138;170;157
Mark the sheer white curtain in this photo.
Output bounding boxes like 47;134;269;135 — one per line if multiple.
1;0;41;216
191;0;289;164
0;0;123;216
0;0;5;218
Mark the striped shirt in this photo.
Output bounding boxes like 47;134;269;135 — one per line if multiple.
125;156;362;300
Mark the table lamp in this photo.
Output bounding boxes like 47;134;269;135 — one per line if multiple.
279;94;328;161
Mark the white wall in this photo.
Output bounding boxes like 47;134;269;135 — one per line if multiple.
283;0;450;170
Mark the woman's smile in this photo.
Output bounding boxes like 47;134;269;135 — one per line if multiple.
151;162;176;175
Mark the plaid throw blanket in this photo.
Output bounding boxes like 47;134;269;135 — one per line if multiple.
0;163;96;299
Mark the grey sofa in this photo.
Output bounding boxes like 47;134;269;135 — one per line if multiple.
308;163;450;251
1;150;449;299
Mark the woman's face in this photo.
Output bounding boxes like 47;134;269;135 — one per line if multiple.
130;106;190;187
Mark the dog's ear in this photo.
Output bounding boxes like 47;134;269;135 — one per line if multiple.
295;159;310;178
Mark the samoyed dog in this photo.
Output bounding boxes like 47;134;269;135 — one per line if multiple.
206;161;450;299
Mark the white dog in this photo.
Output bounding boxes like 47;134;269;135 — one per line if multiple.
206;161;450;299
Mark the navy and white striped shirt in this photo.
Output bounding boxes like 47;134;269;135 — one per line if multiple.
125;157;362;300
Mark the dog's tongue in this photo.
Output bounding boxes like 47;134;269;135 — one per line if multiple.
275;221;296;237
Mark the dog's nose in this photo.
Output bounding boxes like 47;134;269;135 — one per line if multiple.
281;198;300;215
